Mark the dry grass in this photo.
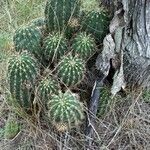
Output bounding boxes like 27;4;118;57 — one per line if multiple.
0;0;150;150
0;87;150;149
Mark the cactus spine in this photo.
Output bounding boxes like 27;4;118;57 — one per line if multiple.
72;32;96;59
47;91;84;131
43;33;68;62
7;52;38;109
13;26;42;55
45;0;80;34
57;55;85;87
37;76;60;103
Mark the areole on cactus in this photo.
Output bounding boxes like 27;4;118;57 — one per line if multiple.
57;54;85;87
7;52;38;109
47;90;84;131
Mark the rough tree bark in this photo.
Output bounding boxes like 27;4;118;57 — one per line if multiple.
96;0;150;94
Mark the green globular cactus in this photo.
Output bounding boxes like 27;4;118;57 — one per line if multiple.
82;9;110;41
4;116;20;139
45;0;80;34
57;55;85;87
47;91;84;131
43;33;68;62
7;52;38;109
97;87;111;118
13;26;42;55
37;76;60;103
72;32;96;60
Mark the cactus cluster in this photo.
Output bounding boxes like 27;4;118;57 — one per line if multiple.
7;0;110;131
47;91;84;131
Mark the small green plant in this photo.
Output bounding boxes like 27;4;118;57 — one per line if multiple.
13;26;42;55
72;32;96;59
4;115;20;139
142;89;150;102
37;76;60;103
0;32;12;51
0;128;5;139
7;52;38;109
43;33;68;62
57;54;85;87
47;91;84;131
45;0;80;34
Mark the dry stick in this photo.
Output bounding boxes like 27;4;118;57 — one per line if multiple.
85;74;106;149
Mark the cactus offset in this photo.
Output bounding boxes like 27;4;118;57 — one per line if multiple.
13;26;42;55
47;91;84;131
72;32;96;60
37;76;60;103
7;52;38;109
43;33;68;62
57;55;85;87
45;0;80;34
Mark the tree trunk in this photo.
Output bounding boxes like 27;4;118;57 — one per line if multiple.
96;0;150;94
86;0;150;147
